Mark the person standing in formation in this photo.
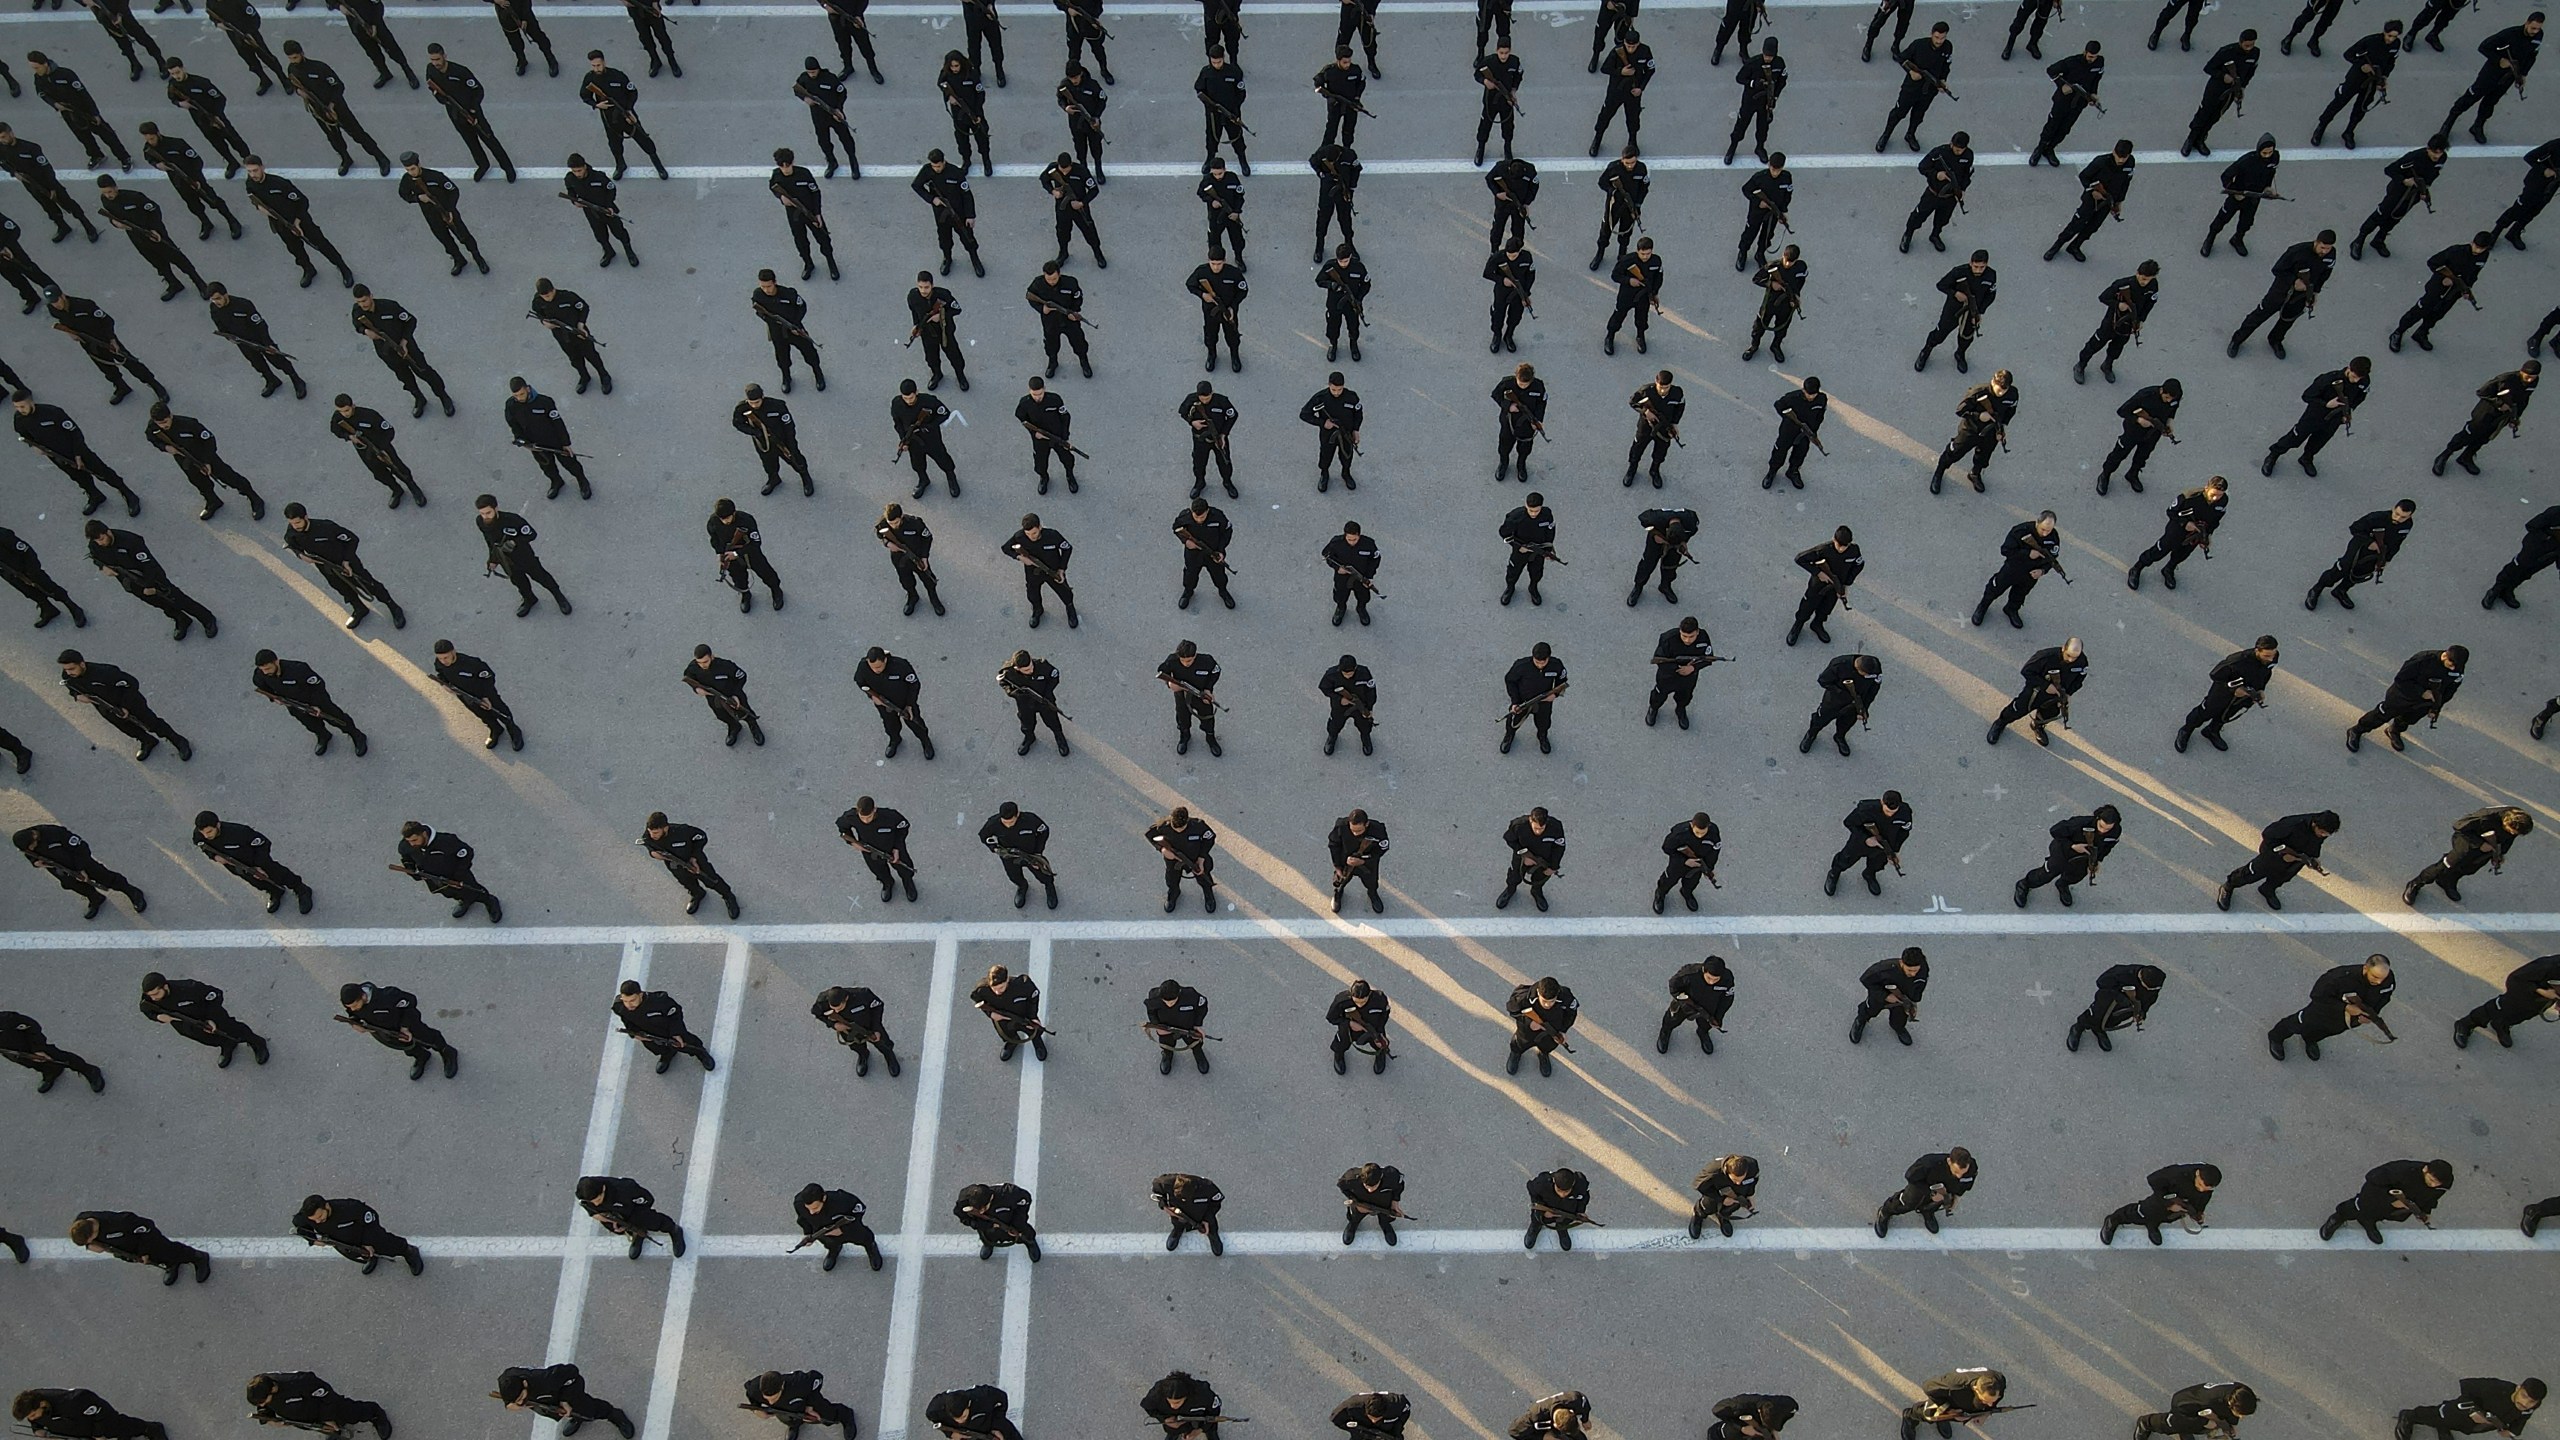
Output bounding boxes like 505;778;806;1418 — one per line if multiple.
1658;953;1734;1049
1328;806;1388;911
1329;977;1392;1074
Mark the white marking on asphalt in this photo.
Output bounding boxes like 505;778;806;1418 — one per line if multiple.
997;938;1051;1416
2025;982;2056;1005
638;935;753;1440
535;940;650;1440
8;913;2560;951
876;934;963;1440
23;1226;2545;1260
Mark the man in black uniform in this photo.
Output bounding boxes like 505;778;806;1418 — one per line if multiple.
1851;946;1929;1045
1317;244;1372;363
1322;522;1379;624
2045;142;2135;262
28;54;131;170
2097;380;2181;493
2390;231;2493;353
969;962;1048;1059
1935;366;2017;489
1826;790;1912;897
140;969;268;1067
1593;147;1648;270
505;377;589;499
1312;47;1367;148
396;820;501;922
2109;1158;2211;1240
15;396;137;517
1751;243;1812;361
1872;1146;1974;1234
2177;30;2259;154
2351;136;2447;261
2028;40;2103;167
2320;1155;2448;1241
2016;803;2126;904
2;1009;106;1092
1336;1168;1406;1247
394;154;489;277
791;59;861;180
492;1366;633;1438
206;284;306;399
1505;976;1580;1076
351;286;456;419
244;157;355;289
2074;261;2159;386
980;801;1059;907
1059;61;1106;180
1313;145;1364;262
1319;653;1378;756
1327;806;1387;910
562;157;638;269
1590;31;1654;157
46;289;168;406
579;51;666;181
1798;653;1881;757
999;650;1069;755
2435;361;2537;474
883;382;958;498
876;504;942;615
1727;38;1786;165
252;648;368;756
1194;48;1249;172
1142;980;1213;1075
2;525;84;629
1148;807;1220;913
1300;371;1364;491
2493;138;2560;248
2178;636;2280;752
1172;499;1235;610
1900;133;1973;253
2126;475;2227;590
1971;510;2060;626
1143;1372;1228;1437
1602;236;1662;356
1002;514;1077;626
1500;642;1567;753
1876;25;1953;154
639;811;739;918
435;640;524;743
84;523;222;643
1761;373;1825;486
709;498;784;613
2219;810;2338;911
294;1195;422;1274
1328;978;1392;1073
329;395;425;508
94;177;208;303
1987;638;2087;747
2312;24;2400;145
0;209;59;316
2482;500;2560;609
2443;15;2543;143
957;0;1004;85
2455;954;2560;1049
1646;616;1718;729
2228;232;2336;359
906;273;969;392
2203;135;2282;256
135;124;239;242
1736;154;1792;271
1475;44;1525;164
1522;1171;1591;1250
1157;640;1224;754
733;387;809;496
771;150;839;281
752;269;826;394
2134;1384;2256;1438
614;979;715;1074
740;1374;854;1438
856;646;934;760
1490;362;1546;480
277;42;390;176
1625;371;1685;487
194;809;312;914
1901;1371;2009;1440
1026;265;1093;382
1627;506;1696;605
246;1373;394;1438
424;46;515;182
927;1388;1022;1440
1497;806;1566;910
2403;805;2531;905
812;985;902;1074
1187;246;1247;374
2396;1378;2547;1440
337;980;458;1080
0;123;98;243
1656;956;1739;1060
1197;157;1246;258
578;1174;686;1255
836;795;916;901
1915;250;1995;372
477;496;572;617
1788;526;1862;646
59;650;190;762
2065;959;2161;1048
2303;495;2410;608
482;0;561;77
68;1211;209;1283
2348;644;2465;751
1653;814;1723;914
1707;1393;1793;1439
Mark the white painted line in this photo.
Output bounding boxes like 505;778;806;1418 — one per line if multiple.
638;936;754;1440
23;145;2531;187
536;940;650;1440
22;1226;2548;1260
7;912;2560;952
997;938;1050;1419
876;934;963;1440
